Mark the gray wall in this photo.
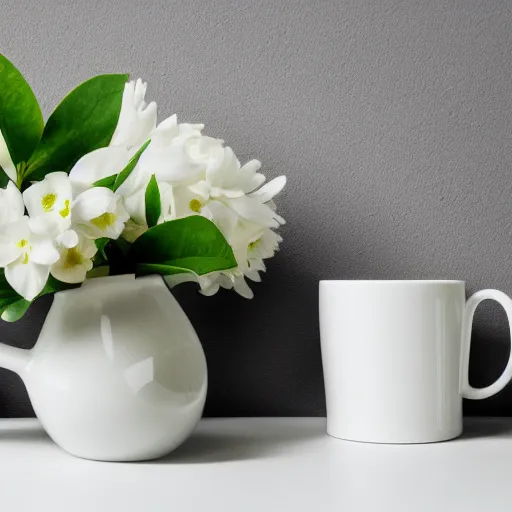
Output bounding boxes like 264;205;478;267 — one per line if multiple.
1;0;512;417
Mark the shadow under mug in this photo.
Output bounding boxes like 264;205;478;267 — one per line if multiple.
319;280;512;444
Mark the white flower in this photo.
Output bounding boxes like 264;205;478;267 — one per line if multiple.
177;147;286;231
118;114;224;197
72;187;129;240
247;228;282;264
23;172;74;239
0;184;59;300
118;115;225;239
69;78;156;195
24;172;130;243
50;234;97;284
0;170;131;297
172;185;238;240
231;222;282;274
200;269;256;299
141;116;223;184
119;123;286;245
203;224;282;299
120;125;286;297
110;79;157;149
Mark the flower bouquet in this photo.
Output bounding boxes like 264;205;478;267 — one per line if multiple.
0;54;286;321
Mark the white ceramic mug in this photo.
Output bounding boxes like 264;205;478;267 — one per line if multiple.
319;280;512;444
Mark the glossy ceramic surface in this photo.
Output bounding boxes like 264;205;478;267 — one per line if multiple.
0;274;207;461
319;280;512;444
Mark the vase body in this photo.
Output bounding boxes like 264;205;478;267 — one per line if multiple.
13;274;207;461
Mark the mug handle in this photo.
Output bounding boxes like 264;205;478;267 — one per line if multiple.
460;289;512;400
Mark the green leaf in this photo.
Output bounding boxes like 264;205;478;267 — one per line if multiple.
0;166;9;188
93;174;117;189
105;238;135;276
93;237;110;267
113;139;150;191
1;299;31;322
136;263;197;277
90;140;150;193
0;54;44;166
95;237;110;259
145;175;161;228
131;216;237;277
26;73;129;181
86;266;110;279
0;270;23;314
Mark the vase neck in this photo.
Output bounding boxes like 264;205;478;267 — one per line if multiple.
80;274;137;291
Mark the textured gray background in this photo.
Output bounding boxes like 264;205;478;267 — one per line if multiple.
1;0;512;417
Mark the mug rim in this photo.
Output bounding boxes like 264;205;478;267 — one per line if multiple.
319;279;465;284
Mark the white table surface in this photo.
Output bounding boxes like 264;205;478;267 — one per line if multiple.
0;417;511;511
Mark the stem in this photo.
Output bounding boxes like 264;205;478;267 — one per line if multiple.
15;161;27;189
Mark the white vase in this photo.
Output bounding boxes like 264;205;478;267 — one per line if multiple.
0;274;207;461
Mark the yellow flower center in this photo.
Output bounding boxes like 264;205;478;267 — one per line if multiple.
16;239;29;248
91;212;117;231
63;247;83;269
21;253;29;265
189;199;202;213
59;199;70;218
41;193;57;212
248;239;260;251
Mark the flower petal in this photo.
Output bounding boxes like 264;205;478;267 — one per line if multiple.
238;160;265;193
211;187;245;199
240;159;261;176
245;269;262;282
218;273;235;289
56;230;79;249
74;195;129;240
0;182;24;224
249;176;287;204
81;237;99;259
115;161;152;198
110;79;157;149
69;146;130;196
245;173;266;194
72;188;117;221
23;172;71;217
30;236;60;265
164;272;201;288
158;182;175;222
0;130;16;182
233;275;254;299
199;282;220;296
5;260;49;301
0;245;22;267
51;263;87;284
141;141;204;184
122;188;147;226
0;217;29;266
28;213;64;237
50;236;97;284
207;147;239;187
226;195;283;228
202;200;238;241
188;180;211;200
